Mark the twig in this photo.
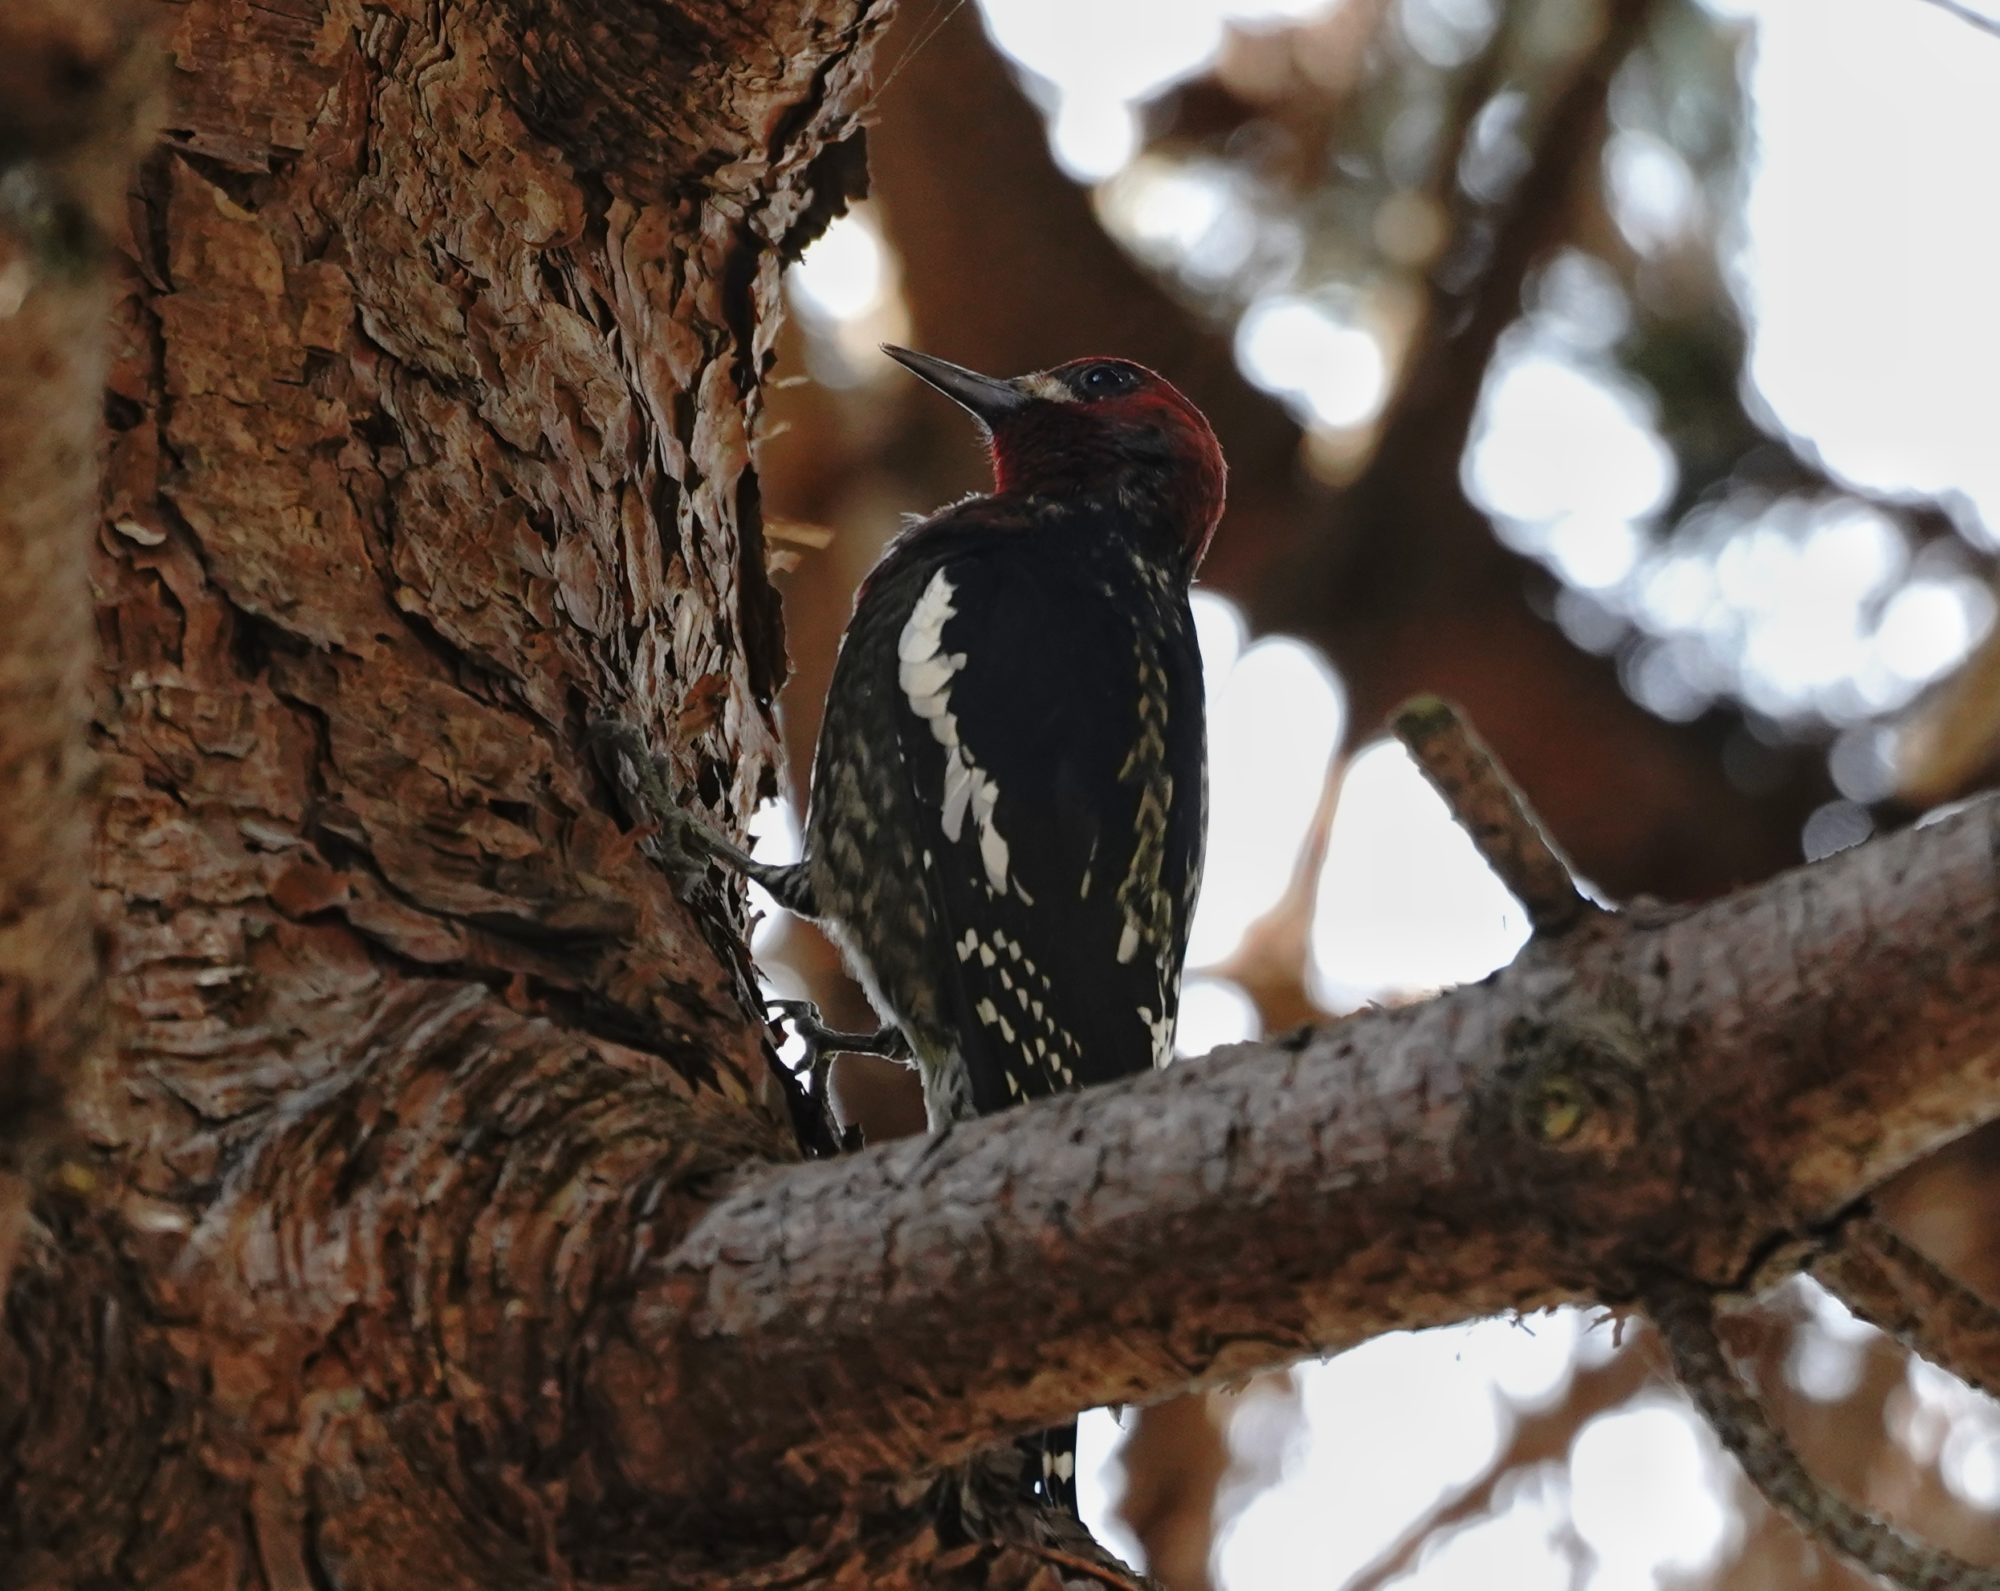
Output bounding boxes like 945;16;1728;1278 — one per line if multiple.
1390;696;1600;935
1913;0;2000;41
1647;1271;2000;1590
1812;1217;2000;1406
1339;1337;1656;1590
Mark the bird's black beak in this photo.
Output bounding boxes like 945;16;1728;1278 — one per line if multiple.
881;345;1031;430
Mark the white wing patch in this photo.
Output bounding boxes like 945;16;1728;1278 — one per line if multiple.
898;569;1017;895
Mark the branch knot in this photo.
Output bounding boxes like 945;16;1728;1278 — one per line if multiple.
1490;1003;1654;1171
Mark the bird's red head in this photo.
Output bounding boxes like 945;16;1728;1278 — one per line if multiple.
883;347;1227;574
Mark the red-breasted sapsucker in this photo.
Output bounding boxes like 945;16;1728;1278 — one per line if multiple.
616;346;1225;1512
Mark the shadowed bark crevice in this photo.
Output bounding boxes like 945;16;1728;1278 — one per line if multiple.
0;0;160;1276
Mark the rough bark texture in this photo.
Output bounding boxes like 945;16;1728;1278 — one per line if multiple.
6;0;903;1583
5;2;2000;1588
628;795;2000;1500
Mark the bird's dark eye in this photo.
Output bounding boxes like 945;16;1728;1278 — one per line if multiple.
1075;362;1140;399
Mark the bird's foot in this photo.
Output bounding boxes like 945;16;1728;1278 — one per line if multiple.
765;998;909;1152
766;999;912;1062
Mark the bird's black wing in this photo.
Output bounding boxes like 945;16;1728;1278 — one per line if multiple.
886;522;1206;1117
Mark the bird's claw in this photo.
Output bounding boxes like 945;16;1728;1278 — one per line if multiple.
765;999;908;1154
766;999;911;1062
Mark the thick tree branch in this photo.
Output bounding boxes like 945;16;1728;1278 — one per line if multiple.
1390;698;2000;1587
6;0;1991;1582
618;795;2000;1508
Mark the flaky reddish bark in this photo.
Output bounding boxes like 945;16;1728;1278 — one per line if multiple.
5;0;913;1583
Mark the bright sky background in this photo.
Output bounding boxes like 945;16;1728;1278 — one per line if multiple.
781;0;2000;1582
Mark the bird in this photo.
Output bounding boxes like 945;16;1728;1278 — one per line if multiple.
598;344;1224;1511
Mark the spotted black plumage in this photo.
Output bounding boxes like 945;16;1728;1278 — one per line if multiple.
806;502;1206;1132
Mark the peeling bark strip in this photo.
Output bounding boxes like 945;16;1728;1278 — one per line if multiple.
0;0;157;1250
632;797;2000;1503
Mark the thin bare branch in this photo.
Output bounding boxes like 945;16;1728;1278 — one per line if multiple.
1913;0;2000;41
1392;696;1600;934
1339;1338;1657;1590
1389;702;1976;1584
1812;1217;2000;1406
1649;1271;2000;1588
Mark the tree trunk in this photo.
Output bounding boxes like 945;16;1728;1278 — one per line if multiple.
4;0;923;1582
